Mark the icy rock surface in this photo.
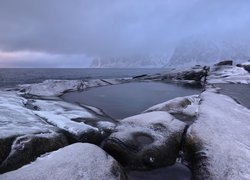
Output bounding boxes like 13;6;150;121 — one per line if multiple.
29;99;115;143
104;111;186;169
144;95;200;123
1;143;125;180
187;91;250;179
208;65;250;84
0;91;68;173
18;79;124;97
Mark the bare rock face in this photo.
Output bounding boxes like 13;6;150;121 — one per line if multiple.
0;132;68;174
214;60;233;66
1;143;126;180
103;111;186;170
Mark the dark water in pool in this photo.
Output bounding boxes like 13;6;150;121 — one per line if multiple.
62;82;201;119
128;163;191;180
0;68;167;88
215;84;250;109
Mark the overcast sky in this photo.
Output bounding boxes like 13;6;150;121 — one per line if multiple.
0;0;250;67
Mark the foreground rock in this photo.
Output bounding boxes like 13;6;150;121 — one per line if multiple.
0;91;68;173
1;143;126;180
28;99;115;144
144;95;200;123
104;111;186;170
186;90;250;179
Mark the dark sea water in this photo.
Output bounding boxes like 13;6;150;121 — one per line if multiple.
0;68;167;88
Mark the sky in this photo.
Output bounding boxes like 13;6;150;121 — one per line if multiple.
0;0;250;67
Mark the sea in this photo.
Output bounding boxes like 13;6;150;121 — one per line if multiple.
0;68;168;88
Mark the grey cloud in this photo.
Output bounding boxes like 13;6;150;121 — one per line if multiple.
0;0;250;57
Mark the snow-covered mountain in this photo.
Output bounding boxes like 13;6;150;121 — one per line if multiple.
90;54;171;68
167;37;250;67
90;37;250;68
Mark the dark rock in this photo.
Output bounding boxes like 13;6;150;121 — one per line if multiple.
0;132;68;174
103;111;186;170
132;74;148;79
214;60;233;66
243;65;250;73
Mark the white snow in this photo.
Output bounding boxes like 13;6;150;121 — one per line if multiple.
208;65;250;84
0;91;54;139
144;95;200;117
112;111;186;146
30;99;112;137
18;79;125;97
188;90;250;179
0;143;124;180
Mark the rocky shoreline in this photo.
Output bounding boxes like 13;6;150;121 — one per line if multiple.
1;61;250;179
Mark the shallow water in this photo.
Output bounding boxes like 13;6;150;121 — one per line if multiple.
62;82;201;119
127;163;191;180
215;83;250;109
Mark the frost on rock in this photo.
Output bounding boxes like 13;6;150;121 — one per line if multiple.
0;91;68;173
208;65;250;84
29;99;115;143
104;111;186;170
1;143;126;180
18;79;126;97
187;91;250;179
144;95;200;123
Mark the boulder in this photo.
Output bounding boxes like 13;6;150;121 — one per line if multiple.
243;65;250;73
214;60;233;66
185;91;250;179
0;143;126;180
0;132;68;174
0;91;68;173
104;111;186;170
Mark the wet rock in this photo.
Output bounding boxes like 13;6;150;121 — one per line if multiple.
0;132;68;174
104;111;186;170
0;143;126;180
214;60;233;66
243;65;250;73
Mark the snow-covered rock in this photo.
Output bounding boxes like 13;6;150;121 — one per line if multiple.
18;79;125;97
144;95;200;123
186;91;250;179
208;65;250;84
28;99;116;143
0;91;68;173
104;111;186;170
1;143;125;180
